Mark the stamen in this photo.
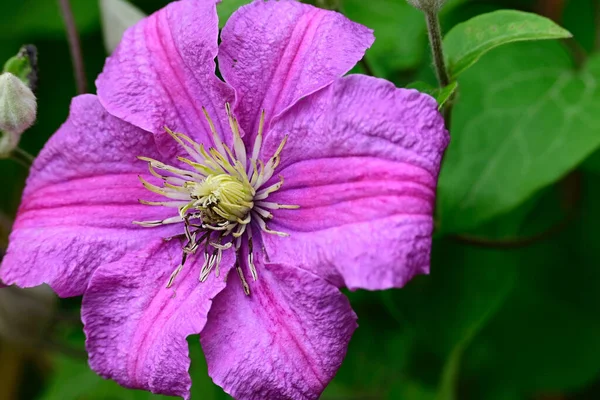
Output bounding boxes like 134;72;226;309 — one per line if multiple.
136;105;297;293
138;156;205;180
235;248;250;296
247;226;258;281
254;135;288;189
225;103;247;169
255;176;284;200
232;223;247;238
139;199;188;208
133;215;183;227
138;176;189;199
253;206;273;220
202;107;228;157
256;201;300;210
164;127;203;163
251;110;265;163
253;211;289;237
167;252;187;288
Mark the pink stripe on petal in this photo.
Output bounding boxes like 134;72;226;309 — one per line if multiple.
260;75;449;290
97;0;234;156
0;95;177;297
201;262;356;400
83;239;232;400
219;0;373;140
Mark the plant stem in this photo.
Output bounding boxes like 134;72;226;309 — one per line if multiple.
425;10;450;88
58;0;87;94
13;147;34;163
10;147;34;168
359;57;375;76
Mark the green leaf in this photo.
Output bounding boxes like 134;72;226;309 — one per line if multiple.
41;336;230;400
340;0;426;78
0;0;100;39
582;148;600;175
323;291;419;398
456;175;600;398
562;0;596;53
433;250;512;400
100;0;146;54
3;45;37;89
42;355;176;400
406;81;437;93
406;81;458;109
437;42;600;233
376;240;519;400
217;0;253;28
435;81;458;109
443;10;572;79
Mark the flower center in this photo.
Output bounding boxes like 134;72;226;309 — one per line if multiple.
185;173;254;225
134;104;297;295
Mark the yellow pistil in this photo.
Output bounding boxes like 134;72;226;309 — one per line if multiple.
134;104;298;295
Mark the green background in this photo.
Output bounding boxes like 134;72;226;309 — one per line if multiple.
1;0;600;399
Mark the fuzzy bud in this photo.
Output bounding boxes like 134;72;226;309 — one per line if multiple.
406;0;446;13
0;72;37;157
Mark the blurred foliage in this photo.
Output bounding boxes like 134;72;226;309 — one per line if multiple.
2;0;600;399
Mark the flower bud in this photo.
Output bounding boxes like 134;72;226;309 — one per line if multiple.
0;72;37;157
406;0;446;13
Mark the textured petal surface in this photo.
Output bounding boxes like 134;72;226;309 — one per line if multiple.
0;95;179;297
201;261;356;400
219;0;374;138
262;75;449;290
97;0;233;155
83;239;232;400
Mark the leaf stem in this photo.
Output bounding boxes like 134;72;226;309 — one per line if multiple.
359;57;375;76
13;146;34;163
58;0;87;94
425;10;450;88
9;147;34;168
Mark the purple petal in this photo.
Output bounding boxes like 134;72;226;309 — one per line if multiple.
201;262;356;400
0;95;178;297
219;0;373;138
262;75;449;290
83;239;232;400
96;0;234;155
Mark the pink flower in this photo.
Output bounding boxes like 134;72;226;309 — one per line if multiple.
0;0;448;398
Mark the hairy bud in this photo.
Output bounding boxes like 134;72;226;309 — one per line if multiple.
0;72;37;157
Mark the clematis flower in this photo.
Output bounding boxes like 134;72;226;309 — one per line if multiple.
0;0;448;399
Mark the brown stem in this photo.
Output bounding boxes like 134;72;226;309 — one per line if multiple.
563;38;588;69
58;0;87;94
535;0;566;22
425;10;450;88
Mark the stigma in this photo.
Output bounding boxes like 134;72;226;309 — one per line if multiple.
134;104;297;295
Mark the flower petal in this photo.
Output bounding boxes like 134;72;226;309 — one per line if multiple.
262;75;449;290
201;261;356;400
219;0;373;137
96;0;233;154
83;239;232;400
0;95;179;297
